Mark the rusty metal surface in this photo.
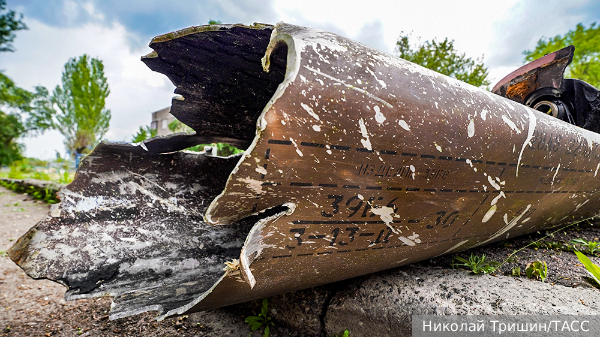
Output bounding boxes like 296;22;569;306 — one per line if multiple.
9;23;600;320
492;45;574;104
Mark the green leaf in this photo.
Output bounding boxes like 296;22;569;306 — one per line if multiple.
523;22;600;88
263;325;270;337
396;33;490;88
261;299;269;316
249;322;262;330
574;250;600;286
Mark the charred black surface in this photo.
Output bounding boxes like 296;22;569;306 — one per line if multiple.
9;141;259;319
139;132;253;154
561;79;600;132
60;263;120;294
143;25;288;144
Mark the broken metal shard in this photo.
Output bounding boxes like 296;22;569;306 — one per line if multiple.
9;23;600;320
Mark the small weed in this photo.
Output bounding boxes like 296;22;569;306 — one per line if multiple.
452;254;499;274
0;251;7;257
58;171;72;184
525;261;548;282
570;238;600;255
245;299;274;337
333;330;350;337
511;266;521;277
574;250;600;286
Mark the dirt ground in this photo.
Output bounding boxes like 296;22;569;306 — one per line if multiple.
0;186;303;337
2;184;600;336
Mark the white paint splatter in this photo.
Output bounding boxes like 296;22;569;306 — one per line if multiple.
488;175;501;190
516;108;537;177
491;191;506;205
374;105;386;124
481;109;488;121
438;240;469;256
502;115;521;134
434;143;442;152
304;65;393;108
301;102;320;121
290;138;303;157
237;177;264;195
595;163;600;177
575;199;589;211
371;206;398;233
398;120;410;131
552;163;560;185
398;233;421;246
482;205;497;223
255;166;267;175
312;125;321;132
358;118;372;150
467;119;475;138
481;205;532;244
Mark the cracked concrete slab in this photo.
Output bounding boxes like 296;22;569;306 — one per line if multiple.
242;252;600;336
323;265;600;336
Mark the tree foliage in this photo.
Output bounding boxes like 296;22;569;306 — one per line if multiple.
0;0;53;166
523;22;600;88
0;73;55;165
396;34;490;88
0;0;27;52
52;55;111;156
0;0;33;165
132;125;157;143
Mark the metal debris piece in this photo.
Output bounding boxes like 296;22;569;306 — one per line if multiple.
10;23;600;320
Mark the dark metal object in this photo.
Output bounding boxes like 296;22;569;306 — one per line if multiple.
492;45;600;132
492;46;574;105
10;23;600;320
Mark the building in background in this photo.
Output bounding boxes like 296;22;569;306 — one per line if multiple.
151;107;176;136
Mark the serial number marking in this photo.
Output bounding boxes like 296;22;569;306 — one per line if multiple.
357;164;412;178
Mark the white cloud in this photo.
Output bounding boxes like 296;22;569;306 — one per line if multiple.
5;0;600;159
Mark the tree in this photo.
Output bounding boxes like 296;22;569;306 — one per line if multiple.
0;2;54;166
0;73;53;165
523;22;600;88
0;0;27;52
52;55;111;156
396;34;490;88
131;125;157;143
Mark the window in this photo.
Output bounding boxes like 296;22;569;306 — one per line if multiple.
162;119;168;130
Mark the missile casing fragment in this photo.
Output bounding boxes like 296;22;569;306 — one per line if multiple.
9;23;600;319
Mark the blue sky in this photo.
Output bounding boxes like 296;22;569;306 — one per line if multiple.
3;0;600;159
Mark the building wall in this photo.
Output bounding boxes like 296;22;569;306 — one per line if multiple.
151;107;176;136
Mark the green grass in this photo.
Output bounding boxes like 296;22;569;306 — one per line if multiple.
570;238;600;255
452;254;499;274
0;180;60;204
525;261;548;282
245;299;274;337
574;251;600;286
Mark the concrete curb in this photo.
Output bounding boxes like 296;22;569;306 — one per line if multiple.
0;177;63;195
